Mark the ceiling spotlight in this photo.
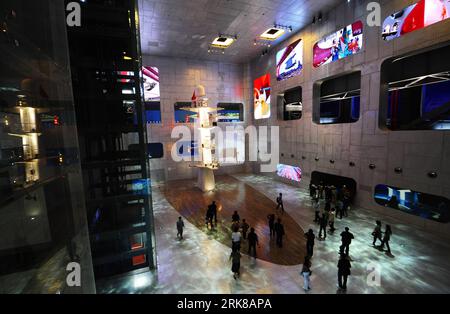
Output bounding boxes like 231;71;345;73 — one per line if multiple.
369;164;376;170
288;26;293;32
318;12;322;22
315;157;319;161
394;167;403;174
428;171;438;178
260;27;285;41
211;35;235;48
349;162;355;167
312;16;316;25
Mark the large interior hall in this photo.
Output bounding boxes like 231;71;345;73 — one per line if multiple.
1;0;450;295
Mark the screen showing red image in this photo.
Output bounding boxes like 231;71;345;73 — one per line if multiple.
382;0;450;41
313;21;363;68
142;66;160;101
276;39;303;81
277;164;302;182
254;74;271;119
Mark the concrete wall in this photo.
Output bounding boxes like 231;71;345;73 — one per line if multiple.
142;55;253;182
248;0;450;236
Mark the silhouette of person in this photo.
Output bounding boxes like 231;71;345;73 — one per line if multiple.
276;193;284;212
176;217;184;239
304;229;315;257
241;219;249;240
381;225;392;254
274;218;285;248
247;227;259;258
372;220;383;246
267;213;275;238
339;227;354;256
318;213;328;240
232;211;240;223
337;253;351;290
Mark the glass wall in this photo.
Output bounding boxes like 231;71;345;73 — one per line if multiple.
0;0;95;293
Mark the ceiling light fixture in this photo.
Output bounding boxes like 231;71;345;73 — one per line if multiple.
260;26;285;41
211;33;237;48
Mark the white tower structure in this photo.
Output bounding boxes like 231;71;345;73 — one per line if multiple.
182;85;221;191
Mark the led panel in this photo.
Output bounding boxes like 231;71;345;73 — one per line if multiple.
260;27;285;41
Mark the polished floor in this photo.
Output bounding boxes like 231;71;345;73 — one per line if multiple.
161;176;306;265
97;174;450;294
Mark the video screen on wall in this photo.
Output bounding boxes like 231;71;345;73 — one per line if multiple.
276;39;303;81
142;66;160;101
313;20;363;68
382;0;450;41
254;74;271;119
276;164;302;182
374;184;450;223
217;103;244;122
174;102;196;123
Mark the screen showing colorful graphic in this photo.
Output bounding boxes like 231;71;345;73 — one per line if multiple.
142;66;160;101
374;184;450;223
217;103;244;122
174;102;196;123
382;0;450;41
313;21;363;68
276;39;303;81
276;164;302;182
254;74;271;119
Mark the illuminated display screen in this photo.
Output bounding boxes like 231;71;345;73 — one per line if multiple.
132;179;151;195
374;184;450;223
142;66;160;101
276;39;303;81
382;0;450;41
254;74;271;119
313;21;363;68
217;103;243;122
276;164;302;182
174;102;196;123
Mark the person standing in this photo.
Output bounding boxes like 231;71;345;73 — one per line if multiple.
205;206;214;230
267;213;275;238
301;256;312;292
232;211;240;223
381;225;392;254
276;193;285;212
247;227;259;258
241;219;250;240
176;217;185;240
313;198;320;223
229;249;241;280
337;253;351;290
336;199;343;219
328;208;336;232
210;201;218;225
318;213;328;240
372;220;383;246
339;227;354;256
274;218;285;248
304;229;315;257
231;225;241;252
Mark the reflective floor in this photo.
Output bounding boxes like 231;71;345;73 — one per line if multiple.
97;174;450;294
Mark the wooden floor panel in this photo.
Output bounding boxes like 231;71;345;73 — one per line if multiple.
160;175;306;265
